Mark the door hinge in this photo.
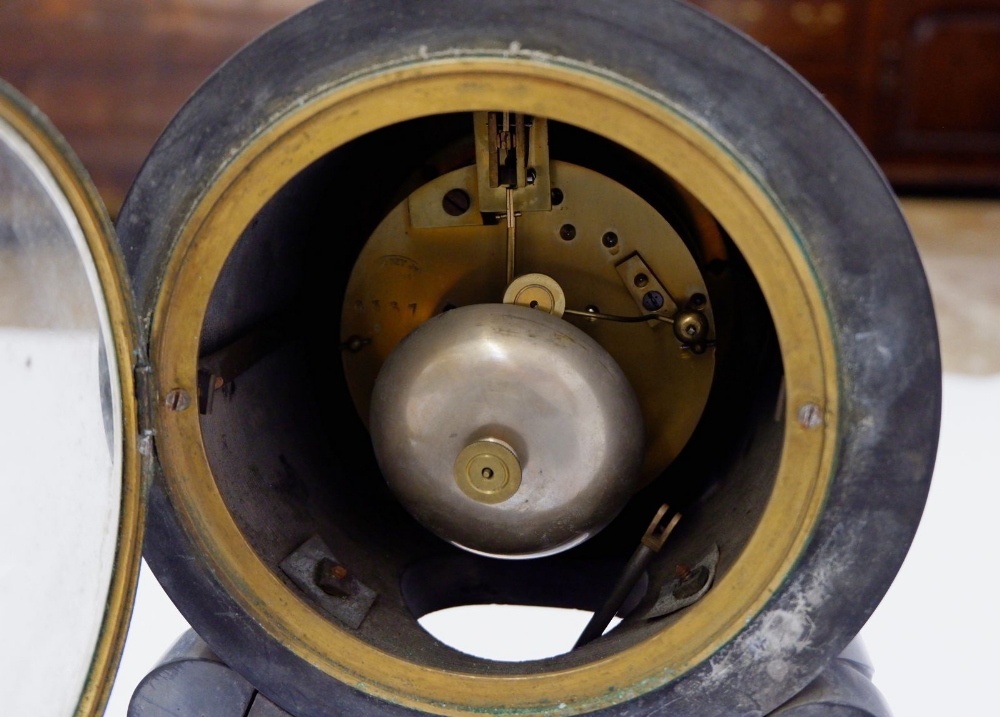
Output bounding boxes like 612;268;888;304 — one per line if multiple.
134;360;156;471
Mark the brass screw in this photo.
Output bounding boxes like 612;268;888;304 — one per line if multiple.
798;403;823;429
165;389;191;412
442;188;471;217
642;291;665;312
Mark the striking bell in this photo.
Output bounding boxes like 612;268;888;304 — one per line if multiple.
369;303;645;558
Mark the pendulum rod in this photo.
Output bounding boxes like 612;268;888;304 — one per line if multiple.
506;186;516;285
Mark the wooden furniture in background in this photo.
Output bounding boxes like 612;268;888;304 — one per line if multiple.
691;0;1000;189
870;0;1000;186
2;0;998;212
0;0;314;212
693;0;871;131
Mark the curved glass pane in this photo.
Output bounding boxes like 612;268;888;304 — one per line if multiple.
0;116;122;717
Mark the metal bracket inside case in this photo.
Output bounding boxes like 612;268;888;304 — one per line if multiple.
645;544;719;619
280;536;377;629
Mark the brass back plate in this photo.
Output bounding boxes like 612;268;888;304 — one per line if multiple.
342;161;716;483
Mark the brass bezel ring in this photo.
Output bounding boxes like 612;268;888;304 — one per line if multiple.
150;58;837;716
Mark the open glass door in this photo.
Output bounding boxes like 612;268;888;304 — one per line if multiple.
0;80;142;717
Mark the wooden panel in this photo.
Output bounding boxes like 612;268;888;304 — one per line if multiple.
896;12;1000;152
697;0;1000;187
0;0;312;212
871;0;1000;186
